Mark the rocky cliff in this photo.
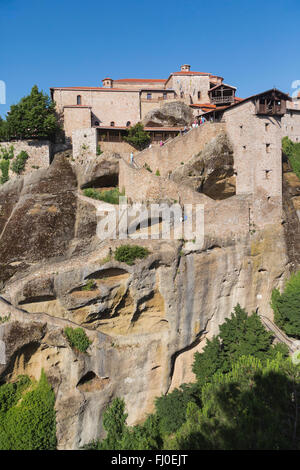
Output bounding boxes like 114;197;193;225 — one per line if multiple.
0;148;297;449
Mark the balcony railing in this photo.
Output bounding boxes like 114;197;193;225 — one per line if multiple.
210;95;235;104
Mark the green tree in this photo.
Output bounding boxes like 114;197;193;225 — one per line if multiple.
0;371;56;450
123;123;151;151
193;304;288;386
154;383;200;435
169;354;300;450
6;85;59;140
282;136;300;179
271;270;300;337
0;118;9;141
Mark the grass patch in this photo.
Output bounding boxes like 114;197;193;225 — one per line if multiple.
114;244;150;265
64;327;91;353
83;187;124;205
81;280;97;291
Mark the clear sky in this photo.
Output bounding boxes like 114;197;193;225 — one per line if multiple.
1;0;300;117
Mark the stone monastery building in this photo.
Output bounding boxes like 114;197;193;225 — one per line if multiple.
51;64;241;139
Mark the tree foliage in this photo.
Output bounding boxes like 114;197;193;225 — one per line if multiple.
168;355;300;450
114;244;150;265
282;136;300;179
271;270;300;337
123;122;151;150
6;85;59;140
64;326;91;353
192;304;287;386
0;371;56;450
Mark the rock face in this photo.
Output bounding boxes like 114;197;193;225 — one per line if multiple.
75;152;120;189
0;145;295;450
142;101;193;128
170;132;236;199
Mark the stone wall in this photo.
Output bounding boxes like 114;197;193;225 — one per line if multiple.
72;128;97;161
63;106;92;139
0;140;50;180
134;122;226;177
224;101;283;226
53;88;141;131
282;109;300;142
119;158;251;239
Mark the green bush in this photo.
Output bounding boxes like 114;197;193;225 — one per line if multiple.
96;144;103;156
0;145;14;160
282;136;300;179
192;304;288;387
271;270;300;337
64;326;91;353
11;150;29;174
0;372;56;450
81;280;97;291
154;383;199;435
114;245;150;265
0;159;10;184
123;123;151;151
83;187;124;205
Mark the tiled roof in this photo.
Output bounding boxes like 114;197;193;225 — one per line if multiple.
50;86;138;92
113;78;166;83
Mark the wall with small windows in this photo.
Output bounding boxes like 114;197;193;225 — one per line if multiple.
282;109;300;142
224;100;283;226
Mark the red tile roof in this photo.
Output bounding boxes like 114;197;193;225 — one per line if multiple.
50;86;138;92
113;78;166;83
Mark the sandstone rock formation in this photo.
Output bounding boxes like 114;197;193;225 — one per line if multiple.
0;139;297;449
142;101;193;128
170;132;236;199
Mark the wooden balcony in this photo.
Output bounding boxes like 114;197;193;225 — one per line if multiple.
210;95;235;105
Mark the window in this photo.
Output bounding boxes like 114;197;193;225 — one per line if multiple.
126;121;131;127
266;143;270;153
163;92;167;100
94;121;99;126
147;93;152;100
180;91;184;98
265;123;269;132
77;95;82;105
110;121;115;127
198;91;201;100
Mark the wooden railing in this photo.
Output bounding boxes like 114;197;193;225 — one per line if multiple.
210;95;235;104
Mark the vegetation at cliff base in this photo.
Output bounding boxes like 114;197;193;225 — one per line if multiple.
271;270;300;337
114;244;150;265
282;136;300;179
2;85;60;141
83;187;124;204
87;304;300;450
0;372;56;450
123;122;151;151
64;326;91;353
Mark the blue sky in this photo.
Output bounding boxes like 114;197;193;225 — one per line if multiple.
1;0;300;117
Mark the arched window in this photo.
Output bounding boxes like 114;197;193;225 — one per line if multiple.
198;91;201;100
110;121;115;127
77;95;82;105
180;91;184;98
126;121;131;127
147;92;152;100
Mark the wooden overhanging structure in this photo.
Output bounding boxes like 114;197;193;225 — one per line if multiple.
254;89;290;116
96;126;182;143
201;88;291;121
208;83;236;105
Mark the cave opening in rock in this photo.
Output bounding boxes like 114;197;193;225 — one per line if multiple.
76;371;96;387
81;173;119;189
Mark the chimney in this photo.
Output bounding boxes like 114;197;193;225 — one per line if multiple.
180;64;191;72
102;78;113;88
